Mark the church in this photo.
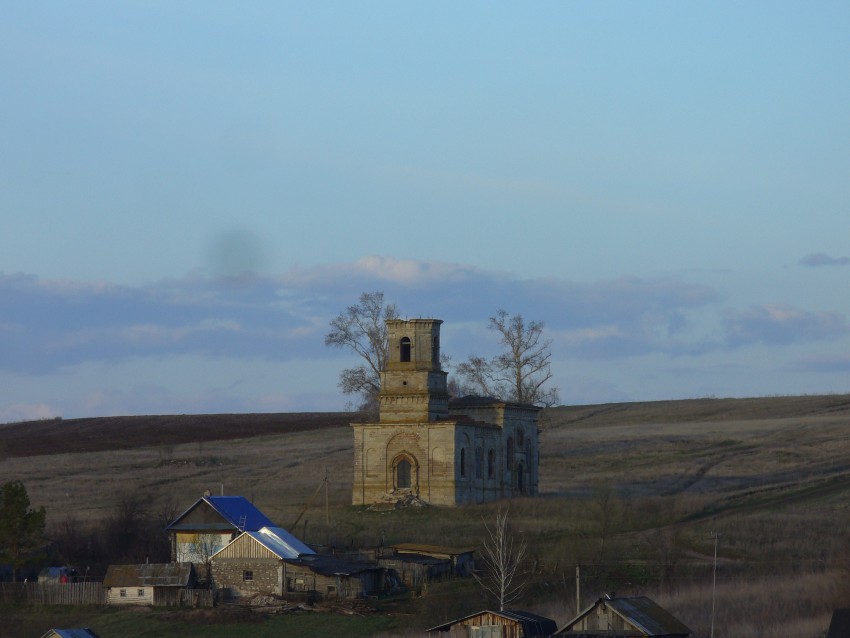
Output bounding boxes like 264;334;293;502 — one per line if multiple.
352;318;541;506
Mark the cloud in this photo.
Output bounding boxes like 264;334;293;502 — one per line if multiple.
3;259;847;386
792;354;850;374
722;304;849;347
799;253;850;267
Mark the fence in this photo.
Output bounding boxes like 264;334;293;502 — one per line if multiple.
0;583;214;608
0;582;105;605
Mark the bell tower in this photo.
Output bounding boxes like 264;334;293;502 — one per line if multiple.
379;319;448;423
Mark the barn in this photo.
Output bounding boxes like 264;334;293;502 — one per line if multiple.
555;596;692;637
427;609;557;637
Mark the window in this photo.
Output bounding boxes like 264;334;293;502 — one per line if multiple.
516;428;524;448
396;458;411;489
475;447;483;479
243;570;254;582
516;462;525;493
400;337;411;362
506;437;514;470
119;589;127;598
488;449;495;478
460;448;467;477
137;589;145;597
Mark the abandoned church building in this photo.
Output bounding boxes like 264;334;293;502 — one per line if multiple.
352;318;541;506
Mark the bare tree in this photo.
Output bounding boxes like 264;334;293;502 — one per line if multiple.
457;310;559;407
474;507;528;611
325;291;400;412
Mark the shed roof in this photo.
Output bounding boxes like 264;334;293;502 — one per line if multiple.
238;526;316;559
165;495;274;532
391;543;475;557
103;563;195;588
827;609;850;638
295;554;383;577
428;609;557;636
558;596;691;636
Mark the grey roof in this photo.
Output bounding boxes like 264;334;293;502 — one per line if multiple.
828;609;850;638
558;596;691;636
103;563;195;588
428;609;557;636
165;495;274;532
220;526;315;560
294;554;383;577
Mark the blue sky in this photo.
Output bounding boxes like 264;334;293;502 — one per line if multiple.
2;2;849;422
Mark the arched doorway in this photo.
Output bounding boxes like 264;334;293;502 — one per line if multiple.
392;453;418;492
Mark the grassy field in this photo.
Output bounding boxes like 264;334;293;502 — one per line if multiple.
2;394;850;636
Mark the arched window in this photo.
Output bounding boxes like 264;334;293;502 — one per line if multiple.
400;337;411;362
516;428;524;448
460;448;467;478
516;462;525;493
432;335;440;365
487;449;495;478
475;447;483;479
506;437;514;471
396;458;411;489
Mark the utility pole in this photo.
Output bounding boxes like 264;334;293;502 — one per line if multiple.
576;565;581;616
710;531;720;638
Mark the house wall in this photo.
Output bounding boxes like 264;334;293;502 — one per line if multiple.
106;585;153;606
434;613;524;638
175;532;233;563
211;557;281;597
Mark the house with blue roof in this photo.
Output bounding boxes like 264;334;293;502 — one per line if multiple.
165;494;275;567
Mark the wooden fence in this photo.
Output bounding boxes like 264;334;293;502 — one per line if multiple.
0;582;105;605
0;583;213;608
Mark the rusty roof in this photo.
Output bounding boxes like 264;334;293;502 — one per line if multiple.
103;563;195;588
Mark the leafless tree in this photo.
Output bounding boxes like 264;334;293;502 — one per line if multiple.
474;507;528;611
457;310;559;407
325;291;400;412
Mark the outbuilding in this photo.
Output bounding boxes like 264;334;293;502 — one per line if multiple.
103;563;196;606
555;596;692;637
427;609;557;638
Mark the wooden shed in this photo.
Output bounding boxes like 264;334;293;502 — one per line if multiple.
103;563;196;606
555;596;691;637
427;609;557;638
377;543;476;585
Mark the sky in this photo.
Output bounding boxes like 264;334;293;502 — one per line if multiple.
2;2;850;422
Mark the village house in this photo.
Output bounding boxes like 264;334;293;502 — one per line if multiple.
555;596;692;637
102;562;197;606
210;525;395;601
374;543;475;588
427;609;558;638
164;494;274;570
353;318;541;506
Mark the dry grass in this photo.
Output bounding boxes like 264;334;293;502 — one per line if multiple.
3;394;850;636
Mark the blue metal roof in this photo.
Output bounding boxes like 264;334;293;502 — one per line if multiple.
165;495;275;532
205;496;274;531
